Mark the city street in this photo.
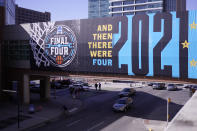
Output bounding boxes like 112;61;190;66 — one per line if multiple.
32;82;191;131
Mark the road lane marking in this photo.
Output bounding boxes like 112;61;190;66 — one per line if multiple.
69;107;78;113
87;121;104;131
66;119;81;127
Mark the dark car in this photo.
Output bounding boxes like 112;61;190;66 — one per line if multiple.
184;84;194;89
119;88;136;97
60;79;72;88
148;83;154;86
30;83;40;93
190;85;197;94
152;83;166;90
51;81;62;89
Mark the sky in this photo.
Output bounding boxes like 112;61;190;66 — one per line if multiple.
15;0;88;21
187;0;197;10
15;0;197;22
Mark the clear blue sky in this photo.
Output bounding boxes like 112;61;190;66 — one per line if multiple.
15;0;88;21
187;0;197;10
15;0;197;22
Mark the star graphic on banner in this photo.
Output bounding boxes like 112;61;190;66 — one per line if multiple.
190;59;197;67
181;40;190;48
190;21;197;30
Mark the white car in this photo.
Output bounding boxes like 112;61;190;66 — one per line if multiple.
69;83;89;91
112;97;133;112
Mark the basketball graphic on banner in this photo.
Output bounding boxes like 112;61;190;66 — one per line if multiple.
44;25;77;68
56;56;63;65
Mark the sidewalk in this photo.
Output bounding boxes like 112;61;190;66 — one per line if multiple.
0;90;83;131
165;91;197;131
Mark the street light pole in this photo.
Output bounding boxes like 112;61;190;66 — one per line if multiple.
16;81;20;128
167;98;171;126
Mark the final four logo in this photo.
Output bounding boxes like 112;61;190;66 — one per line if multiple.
44;25;77;67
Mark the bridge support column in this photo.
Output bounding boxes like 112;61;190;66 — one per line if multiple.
40;76;50;101
22;74;30;104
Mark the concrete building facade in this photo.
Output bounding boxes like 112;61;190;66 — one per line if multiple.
15;5;51;24
164;0;176;12
88;0;110;18
109;0;164;16
0;0;15;26
88;0;177;18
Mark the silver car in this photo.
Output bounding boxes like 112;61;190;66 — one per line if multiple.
112;97;133;112
167;84;178;91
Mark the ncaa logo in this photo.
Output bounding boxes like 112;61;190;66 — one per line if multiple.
44;25;77;68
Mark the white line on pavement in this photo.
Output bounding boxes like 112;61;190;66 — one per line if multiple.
87;121;104;131
66;119;81;127
69;107;78;113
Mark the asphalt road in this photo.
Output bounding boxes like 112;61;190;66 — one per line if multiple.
33;84;190;131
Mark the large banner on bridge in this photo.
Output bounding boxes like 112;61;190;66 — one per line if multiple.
22;10;197;79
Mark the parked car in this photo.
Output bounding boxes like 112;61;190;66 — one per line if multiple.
30;83;40;93
119;88;136;97
184;84;194;89
175;83;184;86
112;97;133;112
69;82;89;92
167;84;178;91
152;83;166;90
51;81;62;89
148;82;156;86
60;79;72;88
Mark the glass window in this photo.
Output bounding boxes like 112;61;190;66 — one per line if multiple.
136;0;148;4
112;7;122;12
148;0;162;2
148;3;162;8
5;0;15;25
0;0;4;6
112;13;122;17
136;5;147;10
112;1;122;6
124;6;134;11
123;1;134;5
5;40;30;60
148;10;161;13
135;11;147;14
123;12;134;16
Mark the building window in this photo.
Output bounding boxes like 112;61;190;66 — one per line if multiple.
123;12;134;16
136;11;147;14
123;1;134;5
0;0;4;6
148;3;162;8
112;2;122;6
112;13;122;17
124;6;134;11
136;0;148;4
112;7;122;12
136;5;147;10
4;40;30;60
